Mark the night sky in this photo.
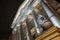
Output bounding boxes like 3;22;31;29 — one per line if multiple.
0;0;24;39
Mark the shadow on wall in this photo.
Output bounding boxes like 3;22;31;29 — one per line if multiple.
1;38;8;40
55;0;60;3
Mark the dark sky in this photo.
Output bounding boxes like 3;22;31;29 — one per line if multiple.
0;0;24;39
